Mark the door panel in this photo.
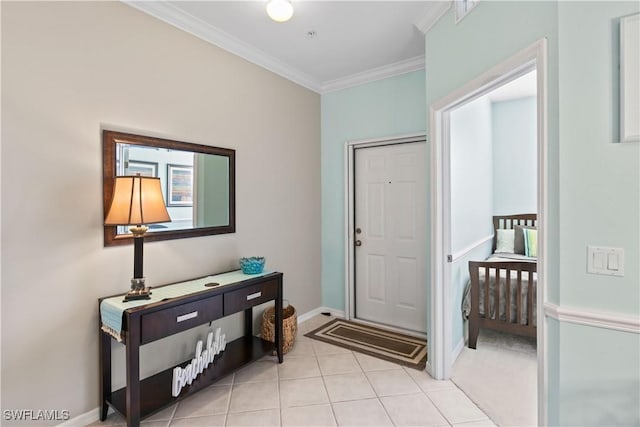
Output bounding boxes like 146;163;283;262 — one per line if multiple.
366;254;386;302
396;257;418;309
367;183;385;237
354;142;427;333
396;182;416;239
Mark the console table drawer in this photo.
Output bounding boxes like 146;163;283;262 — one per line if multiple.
224;280;278;315
141;295;223;344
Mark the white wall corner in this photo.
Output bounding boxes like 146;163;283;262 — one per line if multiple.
414;1;452;35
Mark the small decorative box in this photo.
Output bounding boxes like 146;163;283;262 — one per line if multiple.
239;257;265;274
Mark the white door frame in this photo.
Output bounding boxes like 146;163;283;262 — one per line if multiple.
429;39;548;424
344;134;427;338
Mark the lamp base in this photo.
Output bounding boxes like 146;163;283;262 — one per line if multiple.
123;277;152;302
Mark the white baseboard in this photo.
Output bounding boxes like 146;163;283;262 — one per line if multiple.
452;337;465;363
425;360;433;377
58;407;113;427
298;306;345;324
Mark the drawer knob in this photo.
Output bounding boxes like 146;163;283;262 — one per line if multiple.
246;292;262;301
177;311;198;323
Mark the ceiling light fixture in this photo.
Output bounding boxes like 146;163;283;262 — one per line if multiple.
266;0;293;23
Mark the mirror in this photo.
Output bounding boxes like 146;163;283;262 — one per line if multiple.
103;130;235;246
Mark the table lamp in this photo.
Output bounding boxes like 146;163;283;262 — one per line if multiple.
104;174;171;301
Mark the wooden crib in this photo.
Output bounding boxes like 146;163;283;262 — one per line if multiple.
467;214;537;349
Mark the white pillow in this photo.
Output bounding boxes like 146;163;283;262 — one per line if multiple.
495;229;515;253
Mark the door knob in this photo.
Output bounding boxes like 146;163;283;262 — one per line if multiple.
355;240;362;247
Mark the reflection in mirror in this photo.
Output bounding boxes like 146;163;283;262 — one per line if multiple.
103;131;235;246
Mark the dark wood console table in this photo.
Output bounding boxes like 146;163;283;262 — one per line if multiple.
99;271;283;427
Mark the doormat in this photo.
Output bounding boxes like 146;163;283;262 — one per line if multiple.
305;319;427;370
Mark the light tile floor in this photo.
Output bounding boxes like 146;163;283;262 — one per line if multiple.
91;315;495;427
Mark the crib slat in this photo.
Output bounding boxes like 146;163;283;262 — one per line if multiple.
516;270;522;325
495;268;501;321
527;270;534;326
506;268;512;323
484;266;490;320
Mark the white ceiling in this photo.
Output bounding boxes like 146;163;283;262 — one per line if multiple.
125;1;450;93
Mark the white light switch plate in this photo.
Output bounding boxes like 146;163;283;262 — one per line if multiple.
587;246;624;277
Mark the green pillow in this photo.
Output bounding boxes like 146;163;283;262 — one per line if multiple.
514;225;536;255
523;228;538;258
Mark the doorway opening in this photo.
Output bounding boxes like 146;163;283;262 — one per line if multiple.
344;134;427;339
429;39;548;424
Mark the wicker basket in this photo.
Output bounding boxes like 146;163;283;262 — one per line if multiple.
262;304;297;354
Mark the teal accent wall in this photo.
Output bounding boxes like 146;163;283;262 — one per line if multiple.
558;1;639;314
426;1;639;424
321;71;426;310
558;322;640;426
557;2;639;425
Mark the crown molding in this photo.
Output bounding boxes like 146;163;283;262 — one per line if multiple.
414;0;452;34
122;1;323;93
124;1;427;95
321;55;425;94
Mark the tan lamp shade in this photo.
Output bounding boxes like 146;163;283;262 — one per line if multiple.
105;176;171;226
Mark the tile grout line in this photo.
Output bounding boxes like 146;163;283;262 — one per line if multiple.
403;366;455;426
315;340;340;427
276;356;283;427
222;373;235;426
164;402;178;427
449;382;497;426
355;351;397;426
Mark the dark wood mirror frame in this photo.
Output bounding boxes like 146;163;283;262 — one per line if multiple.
103;130;236;246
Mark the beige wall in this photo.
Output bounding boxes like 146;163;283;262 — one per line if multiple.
1;1;321;422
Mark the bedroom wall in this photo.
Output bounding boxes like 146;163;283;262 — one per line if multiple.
426;1;639;424
321;70;426;311
492;96;537;215
449;96;494;351
1;1;320;423
450;96;494;254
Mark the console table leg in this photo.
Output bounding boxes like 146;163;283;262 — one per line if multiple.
125;314;141;427
275;280;283;363
99;330;111;421
244;308;253;336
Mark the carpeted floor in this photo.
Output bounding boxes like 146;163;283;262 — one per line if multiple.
451;329;537;427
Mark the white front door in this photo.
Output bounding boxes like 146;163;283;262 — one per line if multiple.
354;142;427;333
